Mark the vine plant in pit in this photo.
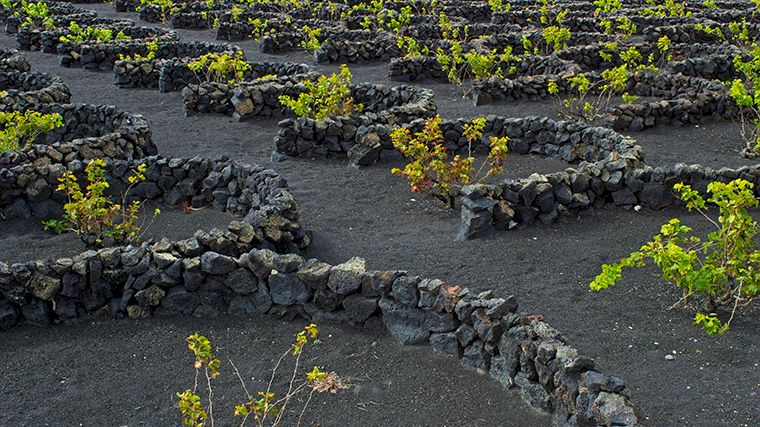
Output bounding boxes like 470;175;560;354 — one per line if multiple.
188;52;251;84
0;110;62;152
434;13;521;90
177;325;347;426
547;36;671;123
591;179;759;336
119;38;159;62
59;21;130;43
43;159;161;248
729;44;760;157
693;0;760;157
391;116;508;209
522;0;571;55
138;0;181;23
278;64;361;120
16;0;53;29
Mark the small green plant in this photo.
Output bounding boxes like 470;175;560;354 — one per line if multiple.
0;110;62;152
436;40;518;89
59;21;129;43
521;0;571;54
489;0;510;12
120;38;158;61
391;116;509;208
42;159;160;247
361;5;412;35
703;0;717;8
278;64;361;120
642;0;691;17
17;1;53;29
249;17;273;42
551;44;655;122
728;42;760;157
548;69;626;122
139;0;180;23
466;47;516;80
188;51;251;84
299;25;322;52
595;0;637;40
1;0;18;10
591;179;759;335
177;325;347;427
397;35;429;58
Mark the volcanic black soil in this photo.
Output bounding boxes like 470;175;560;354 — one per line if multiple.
1;3;759;426
0;203;235;265
0;317;550;426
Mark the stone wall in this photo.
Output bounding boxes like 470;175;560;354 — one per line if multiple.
315;30;398;63
0;70;71;109
0;104;157;168
273;84;437;165
6;14;129;36
110;40;241;89
114;54;310;93
23;19;137;53
388;54;579;82
0;154;308;248
114;0;140;12
473;71;735;131
458;159;760;240
0;49;30;72
54;28;180;70
182;72;320;117
0;248;639;427
170;11;218;30
4;6;96;34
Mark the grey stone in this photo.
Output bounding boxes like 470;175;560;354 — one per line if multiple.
183;270;204;291
347;143;379;167
250;285;274;314
28;274;59;301
244;248;276;278
341;294;378;322
21;298;52;326
424;311;459;332
455;323;478;346
31;200;61;220
489;355;512;388
297;258;331;290
430;332;460;356
327;257;365;295
612;188;637;205
201;252;237;275
269;272;312;305
273;253;304;273
514;370;551;411
135;285;165;307
160;287;199;316
391;275;419;307
127;305;151;319
225;268;258;294
639;182;672;209
3;198;31;219
0;299;19;330
461;340;490;371
152;252;177;269
457;208;492;240
592;392;637;426
361;270;400;297
378;297;429;345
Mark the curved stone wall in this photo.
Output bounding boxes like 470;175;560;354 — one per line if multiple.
0;69;71;109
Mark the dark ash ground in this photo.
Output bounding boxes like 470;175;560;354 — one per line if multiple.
1;4;759;426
